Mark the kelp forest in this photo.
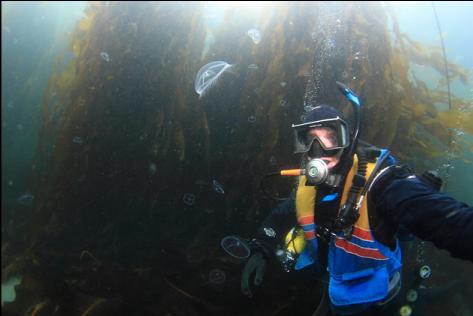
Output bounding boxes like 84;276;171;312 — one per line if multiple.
2;2;472;316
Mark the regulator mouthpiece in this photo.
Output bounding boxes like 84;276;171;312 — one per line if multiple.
305;159;329;185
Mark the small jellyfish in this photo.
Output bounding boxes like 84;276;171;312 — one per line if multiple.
17;124;23;131
399;305;412;316
419;265;431;279
208;269;226;285
212;180;225;194
352;76;357;80
8;180;13;187
248;64;258;70
194;61;233;98
100;52;111;62
72;136;83;145
269;156;277;166
280;81;287;87
7;101;13;108
247;28;261;44
311;32;317;40
149;163;157;175
183;193;196;206
279;99;288;107
221;236;251;259
341;71;348;79
248;115;256;123
17;193;34;206
406;289;418;303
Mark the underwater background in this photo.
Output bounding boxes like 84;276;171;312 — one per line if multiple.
2;1;472;315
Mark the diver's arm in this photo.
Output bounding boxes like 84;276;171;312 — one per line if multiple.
372;173;473;261
250;192;297;259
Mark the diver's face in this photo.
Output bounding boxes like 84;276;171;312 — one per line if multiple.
307;127;341;169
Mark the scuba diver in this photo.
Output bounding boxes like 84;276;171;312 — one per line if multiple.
239;82;473;315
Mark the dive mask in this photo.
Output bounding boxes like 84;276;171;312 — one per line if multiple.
292;117;350;157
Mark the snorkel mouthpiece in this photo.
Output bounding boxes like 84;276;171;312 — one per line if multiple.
305;159;329;185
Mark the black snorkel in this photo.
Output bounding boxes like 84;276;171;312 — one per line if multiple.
330;81;366;238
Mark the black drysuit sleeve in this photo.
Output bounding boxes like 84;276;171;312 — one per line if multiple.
249;192;297;259
371;172;473;262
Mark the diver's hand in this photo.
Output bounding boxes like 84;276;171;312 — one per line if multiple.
241;252;267;298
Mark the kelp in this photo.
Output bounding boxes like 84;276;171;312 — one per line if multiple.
3;2;472;316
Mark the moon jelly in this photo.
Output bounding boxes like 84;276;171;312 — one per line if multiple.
247;28;261;44
100;52;111;62
194;61;233;98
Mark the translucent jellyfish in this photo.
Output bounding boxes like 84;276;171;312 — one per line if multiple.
221;235;250;259
247;115;256;123
17;193;34;205
280;82;287;87
17;124;23;131
72;136;83;145
100;52;111;62
208;269;226;285
399;305;412;316
247;28;261;44
419;265;431;279
341;71;348;79
149;163;157;175
194;61;233;98
7;101;13;108
406;289;418;303
248;64;258;70
8;180;13;187
212;180;225;194
183;193;196;206
269;156;277;166
280;99;288;107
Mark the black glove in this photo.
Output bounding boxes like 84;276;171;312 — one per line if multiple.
241;252;267;298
